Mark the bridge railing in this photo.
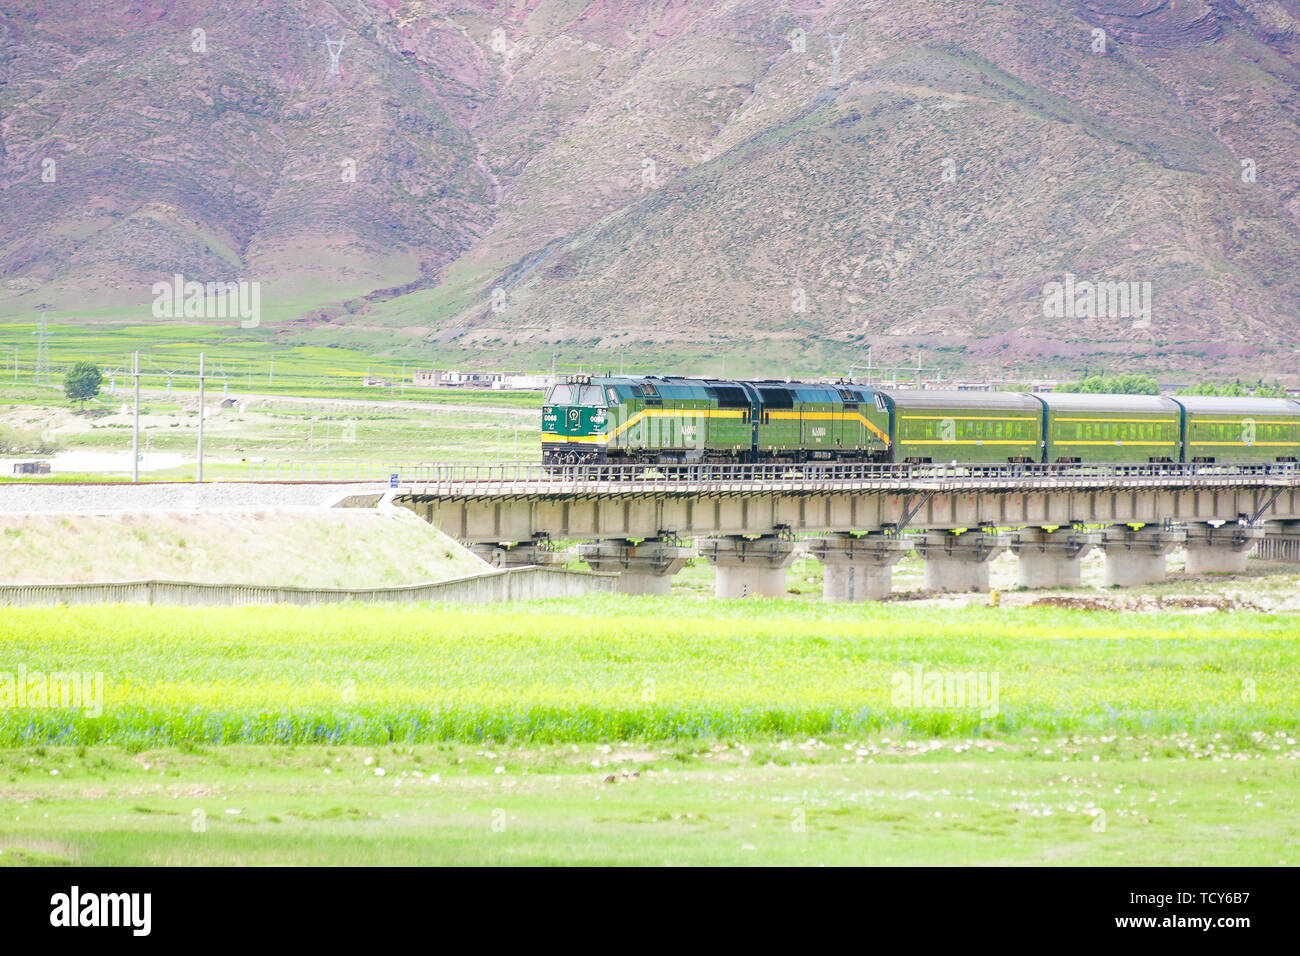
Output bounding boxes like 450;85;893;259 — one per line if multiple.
391;461;1300;495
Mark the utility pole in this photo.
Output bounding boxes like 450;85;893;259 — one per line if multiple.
34;311;49;385
196;352;205;482
132;351;140;483
269;356;274;387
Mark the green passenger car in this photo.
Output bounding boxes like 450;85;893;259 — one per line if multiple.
1173;396;1300;464
878;390;1044;464
1040;393;1181;464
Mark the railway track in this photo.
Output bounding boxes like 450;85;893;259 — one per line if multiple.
388;461;1300;499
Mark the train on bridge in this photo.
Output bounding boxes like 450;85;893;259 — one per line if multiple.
542;374;1300;469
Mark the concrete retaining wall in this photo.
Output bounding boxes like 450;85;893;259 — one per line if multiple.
0;567;616;608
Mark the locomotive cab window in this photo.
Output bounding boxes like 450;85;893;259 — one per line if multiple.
546;384;577;405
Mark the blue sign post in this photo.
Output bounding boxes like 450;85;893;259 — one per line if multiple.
389;473;399;489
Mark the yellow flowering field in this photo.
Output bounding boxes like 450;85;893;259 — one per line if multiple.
0;598;1294;745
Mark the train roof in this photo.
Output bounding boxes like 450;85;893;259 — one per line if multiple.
1037;393;1181;414
589;375;878;402
880;389;1043;411
1172;396;1300;417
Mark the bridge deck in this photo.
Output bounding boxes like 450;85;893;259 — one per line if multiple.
397;462;1300;500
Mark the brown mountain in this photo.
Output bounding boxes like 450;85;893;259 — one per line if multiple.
1;0;1298;379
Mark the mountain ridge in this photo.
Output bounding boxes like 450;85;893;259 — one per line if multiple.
1;0;1297;379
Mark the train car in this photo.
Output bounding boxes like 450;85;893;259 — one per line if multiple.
876;390;1043;464
542;375;891;465
542;375;1300;469
543;374;750;465
750;380;890;462
1040;393;1182;464
609;376;750;463
541;378;610;464
1173;396;1300;464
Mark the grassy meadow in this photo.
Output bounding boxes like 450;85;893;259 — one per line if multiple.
0;599;1294;746
0;597;1296;865
0;381;540;474
3;739;1295;866
0;511;484;588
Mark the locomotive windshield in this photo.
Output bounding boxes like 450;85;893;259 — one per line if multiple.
545;383;605;406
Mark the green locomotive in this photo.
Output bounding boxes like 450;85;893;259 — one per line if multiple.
543;375;889;465
541;375;1300;467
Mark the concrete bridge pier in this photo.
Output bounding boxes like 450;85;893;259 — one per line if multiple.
699;534;802;599
1255;521;1300;563
1184;522;1263;575
1008;527;1102;589
914;531;1006;593
807;533;911;602
577;538;694;595
471;540;568;568
1099;524;1186;587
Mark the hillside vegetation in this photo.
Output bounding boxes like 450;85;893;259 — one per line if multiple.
0;510;486;587
1;1;1297;379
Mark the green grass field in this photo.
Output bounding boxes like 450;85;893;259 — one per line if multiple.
0;380;541;472
3;738;1295;866
0;598;1296;864
2;600;1296;745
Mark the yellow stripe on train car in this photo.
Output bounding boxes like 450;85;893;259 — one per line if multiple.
1054;441;1178;446
767;410;890;443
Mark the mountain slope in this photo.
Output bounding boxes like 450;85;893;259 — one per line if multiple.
1;0;1297;378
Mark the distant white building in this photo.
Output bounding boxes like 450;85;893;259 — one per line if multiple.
413;369;552;390
494;373;552;390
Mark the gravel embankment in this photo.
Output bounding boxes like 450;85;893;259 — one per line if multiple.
0;482;390;514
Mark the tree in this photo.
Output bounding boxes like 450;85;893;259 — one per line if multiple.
1056;374;1159;395
64;361;102;409
1178;381;1252;397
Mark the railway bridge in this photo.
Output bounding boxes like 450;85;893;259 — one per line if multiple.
392;462;1300;601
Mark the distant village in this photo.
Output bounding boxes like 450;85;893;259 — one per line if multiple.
370;369;1300;397
363;369;553;390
